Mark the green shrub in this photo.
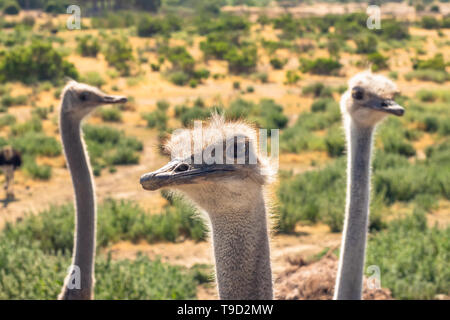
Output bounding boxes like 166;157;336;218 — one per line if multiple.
225;45;257;74
325;126;345;157
3;1;20;15
76;35;100;57
367;52;388;71
0;239;199;299
44;1;66;13
405;69;448;83
2;196;207;255
99;107;122;122
225;98;288;132
366;210;450;299
375;19;410;40
83;125;142;175
103;37;133;76
0;114;16;128
175;103;211;127
0;42;78;84
277;159;346;232
137;16;181;37
355;34;378;54
23;156;52;180
416;89;438;102
81;71;106;88
169;71;190;86
413;54;447;71
420;16;441;29
302;83;333;98
13;133;61;157
270;58;286;69
1;94;27;107
284;70;300;85
299;58;342;75
31;107;51;120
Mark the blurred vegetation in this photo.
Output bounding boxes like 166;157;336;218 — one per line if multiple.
367;210;450;300
0;41;78;84
83;125;143;176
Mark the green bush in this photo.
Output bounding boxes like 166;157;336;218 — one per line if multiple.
77;35;101;57
413;54;447;71
0;114;16;128
2;197;207;255
1;94;27;107
143;100;169;131
83;125;142;176
284;70;300;85
3;1;20;15
12;133;61;157
169;71;190;86
81;71;106;88
103;37;133;76
225;98;288;132
355;34;378;54
375;19;410;40
302;83;333;98
325;126;345;157
405;69;449;83
44;1;66;13
420;16;441;29
366;210;450;299
0;42;78;84
225;45;257;74
23;156;52;180
0;240;199;299
137;15;181;37
99;107;122;122
175;103;211;127
270;58;286;70
367;52;388;71
299;58;342;75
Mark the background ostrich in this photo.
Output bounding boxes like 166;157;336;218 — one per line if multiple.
0;146;22;200
140;116;275;300
334;71;404;300
58;81;127;300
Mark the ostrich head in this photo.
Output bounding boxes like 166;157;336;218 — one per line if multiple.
60;81;127;121
140;115;274;214
341;71;404;127
2;146;13;160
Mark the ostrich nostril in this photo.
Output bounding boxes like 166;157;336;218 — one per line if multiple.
174;163;189;173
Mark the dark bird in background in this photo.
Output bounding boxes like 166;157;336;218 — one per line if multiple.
0;146;22;199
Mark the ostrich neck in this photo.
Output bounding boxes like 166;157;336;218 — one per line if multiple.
335;120;374;300
208;191;272;300
59;111;96;300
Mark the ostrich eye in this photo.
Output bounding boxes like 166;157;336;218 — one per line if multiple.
174;163;189;172
79;92;89;101
352;88;364;100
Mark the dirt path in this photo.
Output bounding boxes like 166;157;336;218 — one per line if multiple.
0;126;167;228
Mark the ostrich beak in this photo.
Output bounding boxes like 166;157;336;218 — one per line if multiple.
379;100;404;116
140;159;236;191
102;95;128;104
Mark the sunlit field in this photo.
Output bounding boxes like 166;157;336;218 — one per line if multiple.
0;0;449;300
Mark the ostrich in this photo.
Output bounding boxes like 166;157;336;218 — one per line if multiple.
334;71;404;300
140;116;275;300
0;146;22;199
58;81;127;300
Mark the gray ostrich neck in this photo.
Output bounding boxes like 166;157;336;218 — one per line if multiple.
59;108;96;300
335;120;374;300
208;191;272;300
